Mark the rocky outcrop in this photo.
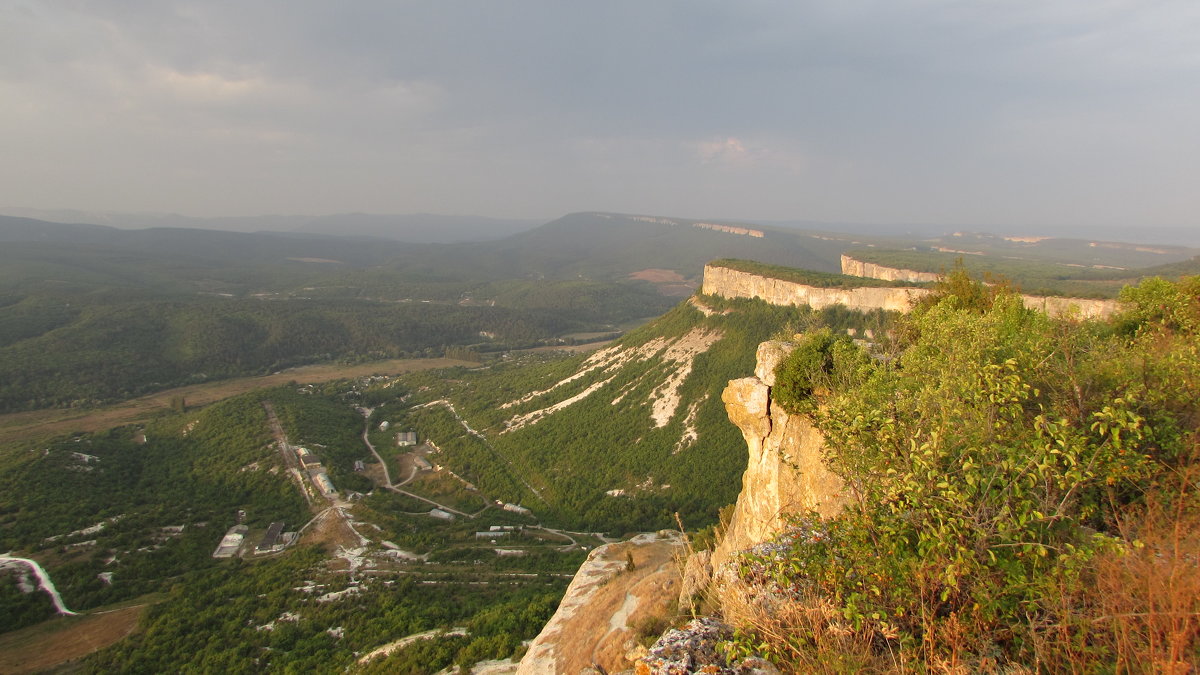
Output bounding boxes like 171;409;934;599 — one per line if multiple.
701;264;927;313
711;341;846;570
840;255;941;283
633;618;780;674
518;532;685;674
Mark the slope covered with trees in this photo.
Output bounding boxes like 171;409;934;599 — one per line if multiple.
387;295;895;533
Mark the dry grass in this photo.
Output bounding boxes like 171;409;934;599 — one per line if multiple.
0;357;475;445
0;604;147;674
1036;468;1200;673
718;580;892;674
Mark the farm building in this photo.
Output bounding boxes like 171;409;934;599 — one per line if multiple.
429;509;455;521
501;503;532;516
312;472;337;496
212;525;248;558
256;522;285;553
396;431;418;446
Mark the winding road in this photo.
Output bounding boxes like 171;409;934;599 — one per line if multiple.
412;399;546;502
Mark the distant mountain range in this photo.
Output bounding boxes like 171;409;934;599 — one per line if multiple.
7;206;1197;248
0;208;542;243
2;211;1196;299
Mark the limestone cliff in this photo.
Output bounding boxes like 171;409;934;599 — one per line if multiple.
518;532;685;674
1018;294;1120;320
704;261;1123;320
711;341;846;569
840;255;941;283
701;263;926;314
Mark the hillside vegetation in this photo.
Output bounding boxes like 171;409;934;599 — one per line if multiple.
0;391;308;632
387;295;895;533
722;271;1200;672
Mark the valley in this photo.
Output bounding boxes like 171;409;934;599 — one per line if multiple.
2;210;1198;673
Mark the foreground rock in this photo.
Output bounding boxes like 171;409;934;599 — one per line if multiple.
518;532;685;674
633;618;779;675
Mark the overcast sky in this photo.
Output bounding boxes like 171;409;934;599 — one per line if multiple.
2;1;1197;231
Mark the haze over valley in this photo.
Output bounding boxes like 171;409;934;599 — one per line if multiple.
3;2;1199;673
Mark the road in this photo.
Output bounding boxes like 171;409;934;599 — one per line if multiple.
263;402;314;507
412;399;546;502
357;408;393;487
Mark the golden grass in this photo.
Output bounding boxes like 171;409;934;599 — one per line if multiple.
0;603;148;674
0;357;475;445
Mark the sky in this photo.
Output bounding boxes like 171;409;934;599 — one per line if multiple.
1;1;1198;232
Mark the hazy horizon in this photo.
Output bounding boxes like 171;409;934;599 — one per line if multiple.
2;2;1198;234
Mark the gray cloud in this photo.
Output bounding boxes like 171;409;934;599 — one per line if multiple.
1;0;1197;230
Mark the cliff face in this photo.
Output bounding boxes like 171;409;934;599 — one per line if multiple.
840;255;941;283
704;262;1123;320
1019;294;1120;320
701;264;927;314
711;341;846;569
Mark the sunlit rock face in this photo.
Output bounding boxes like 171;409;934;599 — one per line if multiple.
702;264;928;314
711;340;846;570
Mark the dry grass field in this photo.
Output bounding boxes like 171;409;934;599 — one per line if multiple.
0;603;147;674
0;357;475;446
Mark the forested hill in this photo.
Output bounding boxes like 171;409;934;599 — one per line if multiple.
391;293;895;533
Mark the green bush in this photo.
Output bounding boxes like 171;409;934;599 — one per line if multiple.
773;330;871;414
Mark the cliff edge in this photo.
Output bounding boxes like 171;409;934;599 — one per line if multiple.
705;260;1122;320
711;341;846;569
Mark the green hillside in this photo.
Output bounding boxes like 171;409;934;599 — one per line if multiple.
0;391;308;630
385;295;895;533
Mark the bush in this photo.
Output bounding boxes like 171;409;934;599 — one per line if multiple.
724;275;1200;671
773;330;871;414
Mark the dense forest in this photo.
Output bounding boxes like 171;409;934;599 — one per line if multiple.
0;286;672;413
722;271;1200;671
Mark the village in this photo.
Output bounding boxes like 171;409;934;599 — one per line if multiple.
211;400;602;565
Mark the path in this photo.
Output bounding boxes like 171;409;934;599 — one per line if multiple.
0;556;77;616
357;627;469;665
413;399;545;502
357;407;393;487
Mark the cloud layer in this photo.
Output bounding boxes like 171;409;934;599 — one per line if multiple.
2;1;1197;229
